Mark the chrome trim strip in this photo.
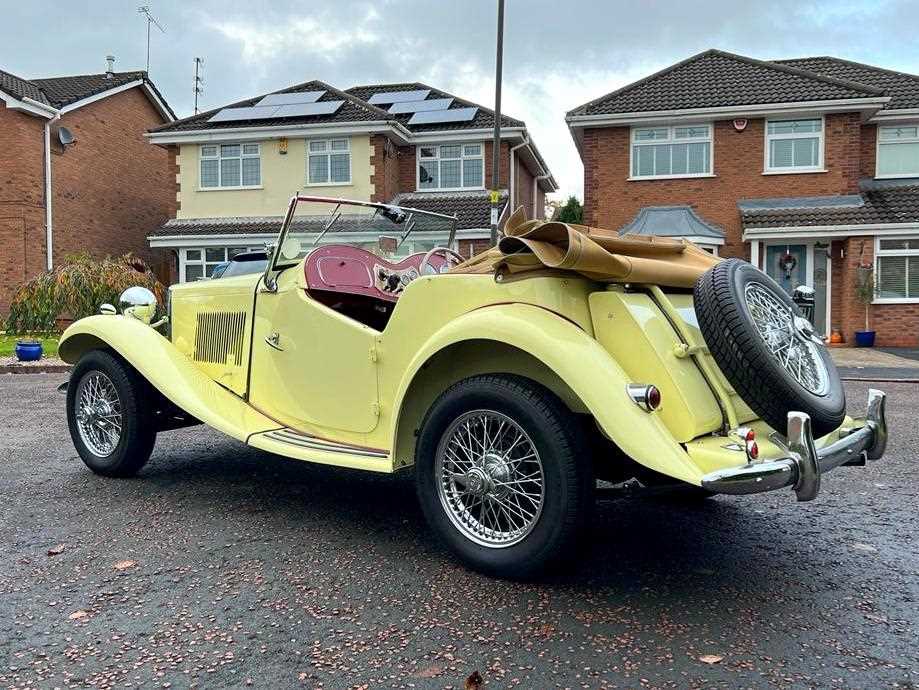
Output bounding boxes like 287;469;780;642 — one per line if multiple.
264;429;388;459
701;389;887;502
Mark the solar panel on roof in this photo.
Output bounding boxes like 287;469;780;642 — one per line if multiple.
257;91;325;107
208;100;344;123
408;107;478;125
274;100;343;117
368;89;430;105
388;97;453;114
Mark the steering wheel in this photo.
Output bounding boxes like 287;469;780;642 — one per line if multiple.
420;246;465;276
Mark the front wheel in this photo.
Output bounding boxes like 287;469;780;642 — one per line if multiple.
415;375;593;578
67;350;156;477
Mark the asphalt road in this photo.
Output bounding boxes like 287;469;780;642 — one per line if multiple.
1;375;917;689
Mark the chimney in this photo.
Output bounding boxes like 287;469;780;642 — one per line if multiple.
105;55;115;79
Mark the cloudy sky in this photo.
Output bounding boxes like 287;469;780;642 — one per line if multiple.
4;1;919;200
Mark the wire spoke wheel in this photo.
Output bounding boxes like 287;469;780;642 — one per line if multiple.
75;371;123;457
744;282;829;396
435;410;545;548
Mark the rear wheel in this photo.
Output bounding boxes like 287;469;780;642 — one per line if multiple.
415;375;593;578
67;350;156;477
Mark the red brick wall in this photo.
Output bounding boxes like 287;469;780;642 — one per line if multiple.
582;113;864;260
514;154;535;220
859;124;877;179
394;141;512;197
52;87;174;268
369;134;399;203
0;106;48;314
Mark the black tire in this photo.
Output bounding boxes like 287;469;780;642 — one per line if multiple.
415;375;593;579
66;350;156;477
694;259;845;438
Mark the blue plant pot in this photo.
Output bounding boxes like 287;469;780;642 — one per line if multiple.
854;331;876;348
14;341;43;362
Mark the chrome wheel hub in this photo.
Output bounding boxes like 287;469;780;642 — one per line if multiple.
435;410;545;549
75;372;122;457
744;282;830;396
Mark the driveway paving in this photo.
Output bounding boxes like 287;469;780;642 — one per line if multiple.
1;374;917;689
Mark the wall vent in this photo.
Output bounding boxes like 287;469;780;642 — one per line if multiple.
194;311;247;365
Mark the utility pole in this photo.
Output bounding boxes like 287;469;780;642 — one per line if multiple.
138;5;166;73
489;0;505;247
193;57;204;114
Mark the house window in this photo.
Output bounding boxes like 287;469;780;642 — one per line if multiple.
630;124;712;179
181;246;261;281
877;125;919;178
765;118;823;172
307;138;351;185
417;143;484;190
200;144;260;188
875;237;919;301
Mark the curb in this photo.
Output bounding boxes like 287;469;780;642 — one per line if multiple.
0;365;70;375
841;376;919;384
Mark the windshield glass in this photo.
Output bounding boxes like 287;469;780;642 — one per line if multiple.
272;196;458;267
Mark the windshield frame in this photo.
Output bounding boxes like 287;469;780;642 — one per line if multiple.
262;194;458;292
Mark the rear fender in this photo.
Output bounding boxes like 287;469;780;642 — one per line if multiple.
59;316;277;442
390;303;705;484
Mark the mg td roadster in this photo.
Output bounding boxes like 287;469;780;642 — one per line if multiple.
59;196;888;578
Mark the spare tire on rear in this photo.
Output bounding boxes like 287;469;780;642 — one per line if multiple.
693;258;845;438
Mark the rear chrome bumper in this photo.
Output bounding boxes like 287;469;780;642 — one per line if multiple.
701;389;887;502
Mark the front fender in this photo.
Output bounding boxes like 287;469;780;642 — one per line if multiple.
60;316;277;442
391;303;705;484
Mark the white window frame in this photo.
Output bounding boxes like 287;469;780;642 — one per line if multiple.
763;116;825;175
873;235;919;303
415;143;485;191
199;143;261;191
306;138;352;186
628;123;714;180
875;123;919;180
180;246;263;282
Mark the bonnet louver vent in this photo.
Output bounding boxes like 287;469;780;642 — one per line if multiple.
194;311;247;365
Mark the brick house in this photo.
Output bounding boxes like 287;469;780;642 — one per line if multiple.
146;80;555;282
567;49;919;346
0;61;175;314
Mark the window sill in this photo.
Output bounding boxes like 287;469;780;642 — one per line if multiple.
305;181;353;187
626;174;716;181
197;185;263;192
874;174;919;180
761;169;827;176
872;298;919;304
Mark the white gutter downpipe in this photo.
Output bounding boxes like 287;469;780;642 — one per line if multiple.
508;135;529;212
43;113;60;270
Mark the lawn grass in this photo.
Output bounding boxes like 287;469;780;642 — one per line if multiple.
0;334;60;358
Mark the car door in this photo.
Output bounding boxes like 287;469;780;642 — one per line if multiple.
248;276;380;434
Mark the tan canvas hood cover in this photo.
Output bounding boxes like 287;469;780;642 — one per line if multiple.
452;207;720;288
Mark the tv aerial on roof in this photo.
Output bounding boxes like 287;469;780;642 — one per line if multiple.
138;6;165;74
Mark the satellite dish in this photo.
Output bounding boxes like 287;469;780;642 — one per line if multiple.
58;127;75;146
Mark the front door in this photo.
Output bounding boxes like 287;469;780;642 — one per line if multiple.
763;243;828;336
249;276;380;435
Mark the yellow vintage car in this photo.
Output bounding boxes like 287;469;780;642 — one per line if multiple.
59;195;888;577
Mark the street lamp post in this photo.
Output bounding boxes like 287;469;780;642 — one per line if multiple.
489;0;505;247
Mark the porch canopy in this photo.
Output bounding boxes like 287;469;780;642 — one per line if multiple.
452;207;719;288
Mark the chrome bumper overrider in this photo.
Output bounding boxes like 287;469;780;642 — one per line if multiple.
701;389;887;502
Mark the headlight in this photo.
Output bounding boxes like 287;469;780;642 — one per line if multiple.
118;286;157;325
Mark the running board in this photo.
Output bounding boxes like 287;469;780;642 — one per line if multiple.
247;427;392;473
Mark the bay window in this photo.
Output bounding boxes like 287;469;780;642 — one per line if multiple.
876;125;919;178
630;124;712;179
307;138;351;185
417;143;484;190
200;143;260;188
765;118;823;172
875;237;919;301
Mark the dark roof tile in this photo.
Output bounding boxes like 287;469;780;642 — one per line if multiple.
568;49;883;118
0;67;48;104
31;71;147;108
740;185;919;228
774;56;919;110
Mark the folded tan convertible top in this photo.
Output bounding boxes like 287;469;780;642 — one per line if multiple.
452;207;720;288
